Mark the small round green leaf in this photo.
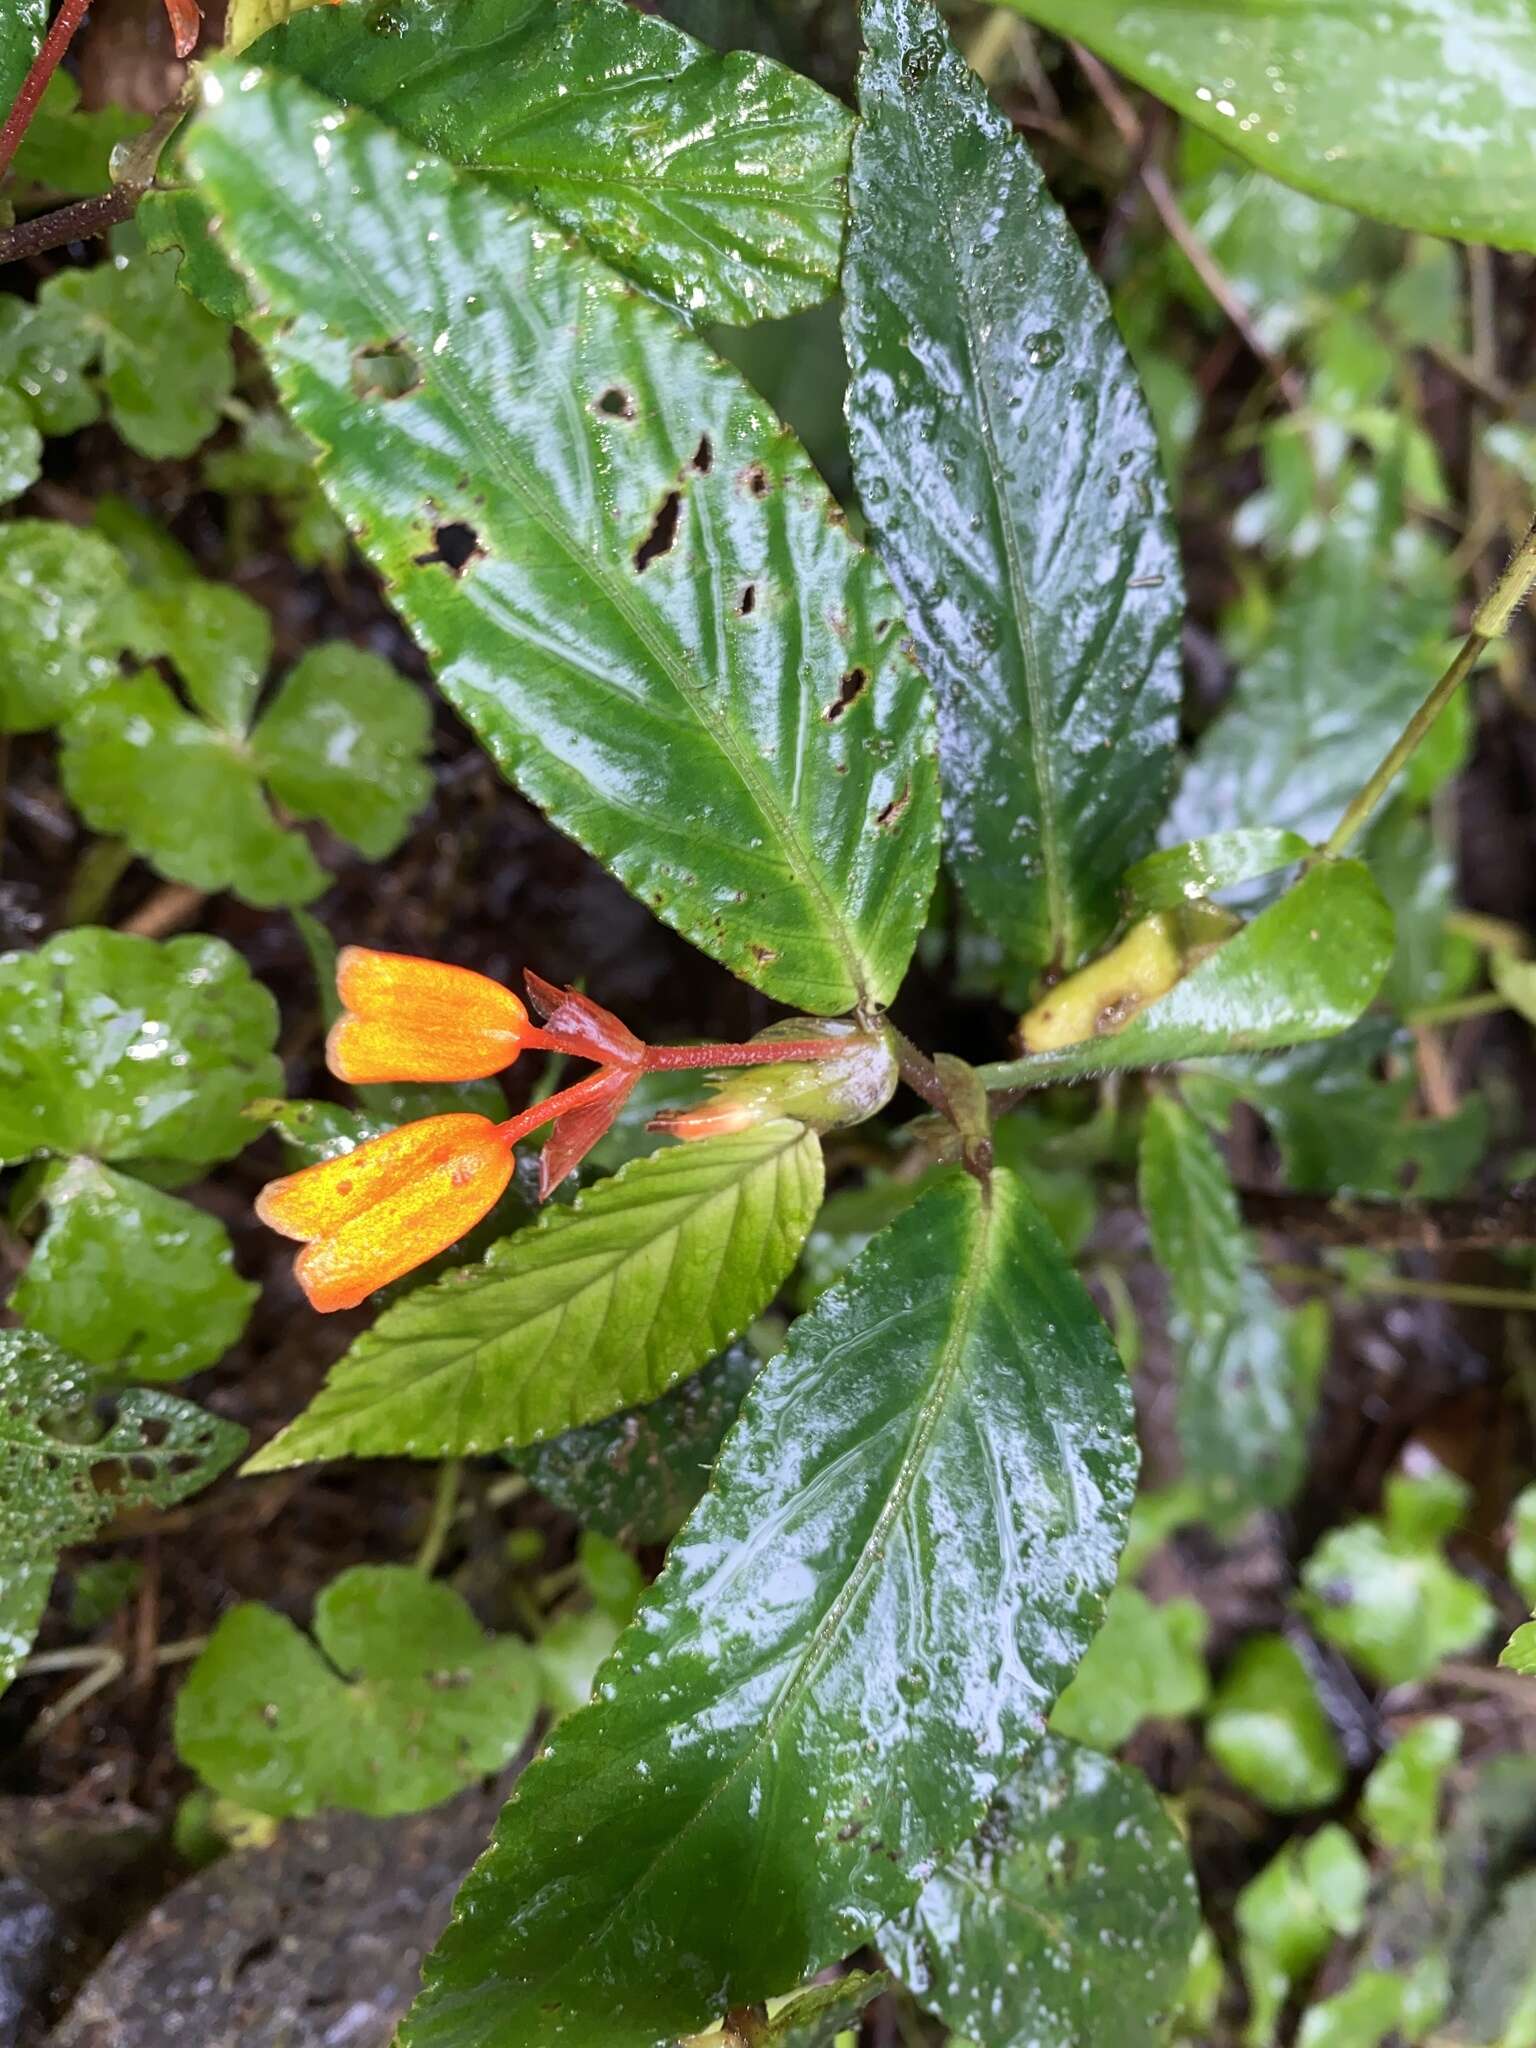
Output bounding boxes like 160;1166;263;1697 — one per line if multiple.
1207;1636;1346;1813
1049;1586;1210;1752
174;1564;540;1818
882;1739;1199;2048
0;384;42;503
0;521;131;733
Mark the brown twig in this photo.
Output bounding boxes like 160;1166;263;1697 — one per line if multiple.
1070;43;1306;412
117;882;209;937
0;181;144;266
1239;1184;1536;1252
0;0;95;182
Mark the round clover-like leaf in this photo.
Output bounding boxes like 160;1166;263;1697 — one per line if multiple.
882;1738;1199;2048
174;1564;541;1818
11;1159;257;1382
0;520;131;734
0;385;42;504
0;928;282;1169
1049;1585;1210;1752
1206;1636;1346;1813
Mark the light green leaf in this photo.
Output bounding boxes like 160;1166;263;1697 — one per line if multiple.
844;0;1182;979
509;1343;759;1545
0;1330;247;1686
10;1159;256;1381
1121;829;1312;920
1300;1468;1497;1687
0;384;41;502
138;186;256;324
61;642;432;906
174;1564;540;1818
402;1169;1136;2044
252;643;435;855
0;927;282;1169
1206;1636;1346;1813
763;1973;887;2047
1361;1716;1461;1855
883;1739;1198;2048
0;520;131;733
247;1122;825;1467
1237;1824;1369;2048
252;0;853;324
1368;805;1479;1015
0;290;101;435
1510;1484;1536;1607
44;238;235;458
9;71;147;197
201;406;346;566
1140;1095;1325;1513
119;576;272;730
1170;484;1451;846
980;860;1394;1092
1170;149;1356;352
228;0;332;48
1000;0;1536;252
1502;1621;1536;1676
1297;1964;1446;2048
186;69;939;1016
1049;1585;1210;1751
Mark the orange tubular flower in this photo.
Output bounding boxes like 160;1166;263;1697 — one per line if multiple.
327;947;535;1085
256;1114;514;1313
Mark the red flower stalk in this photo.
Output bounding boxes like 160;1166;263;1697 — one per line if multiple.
259;947;863;1311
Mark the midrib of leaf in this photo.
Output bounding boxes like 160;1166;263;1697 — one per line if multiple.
913;117;1068;965
283;1127;814;1443
950;1859;1068;1946
513;1178;997;2014
252;159;869;1003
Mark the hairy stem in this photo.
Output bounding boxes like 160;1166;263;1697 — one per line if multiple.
643;1037;854;1072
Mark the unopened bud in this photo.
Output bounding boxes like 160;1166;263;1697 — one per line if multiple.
650;1021;899;1139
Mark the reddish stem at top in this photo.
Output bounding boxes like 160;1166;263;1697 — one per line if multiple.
0;0;95;185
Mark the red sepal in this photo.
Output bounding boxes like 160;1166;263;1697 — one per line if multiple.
523;972;645;1067
537;1068;638;1197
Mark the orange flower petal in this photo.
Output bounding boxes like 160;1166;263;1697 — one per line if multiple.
257;1113;513;1312
327;947;530;1084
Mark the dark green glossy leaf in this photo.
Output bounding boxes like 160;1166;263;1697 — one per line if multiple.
45;236;234;459
1184;1021;1488;1200
1169;486;1450;846
1001;0;1536;252
1121;829;1312;920
1206;1636;1346;1813
187;71;938;1015
10;1159;256;1382
174;1564;540;1817
844;0;1181;980
883;1738;1198;2048
0;0;44;114
253;0;852;324
62;619;431;906
402;1169;1135;2045
1048;1585;1210;1751
0;1330;247;1635
509;1343;760;1545
0;521;131;734
1140;1096;1325;1513
139;187;256;323
980;860;1394;1093
247;1121;824;1468
1299;1468;1496;1686
0;929;281;1170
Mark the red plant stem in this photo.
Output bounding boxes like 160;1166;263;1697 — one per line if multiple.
494;1068;625;1149
0;183;140;265
642;1038;852;1072
0;0;95;184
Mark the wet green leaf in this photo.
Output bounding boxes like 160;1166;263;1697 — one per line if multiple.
402;1169;1135;2044
793;1170;941;1308
763;1973;886;2046
0;1328;246;1651
0;927;282;1169
1510;1485;1536;1607
0;521;131;733
253;0;852;324
9;72;147;197
201;406;347;565
509;1343;759;1545
1368;805;1478;1015
174;1564;540;1818
1170;485;1451;846
1141;1096;1325;1513
1170;150;1356;352
62;641;432;907
1206;1636;1346;1813
247;1122;825;1467
1121;829;1312;919
535;1607;620;1721
45;237;235;459
844;0;1181;979
980;861;1394;1092
1049;1586;1210;1750
188;70;938;1015
138;186;256;324
10;1159;257;1382
119;575;272;729
0;1558;53;1698
1361;1716;1461;1856
0;0;44;114
1237;1824;1369;2048
1502;1622;1536;1676
1001;0;1536;252
68;1558;143;1631
1297;1963;1446;2048
228;0;333;47
882;1738;1198;2048
1186;1022;1488;1201
0;384;40;501
0;290;100;437
1300;1468;1497;1686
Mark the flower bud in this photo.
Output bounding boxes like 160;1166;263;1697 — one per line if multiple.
650;1021;898;1140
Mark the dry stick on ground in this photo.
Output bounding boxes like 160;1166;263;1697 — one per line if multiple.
117;882;209;938
1070;42;1307;413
